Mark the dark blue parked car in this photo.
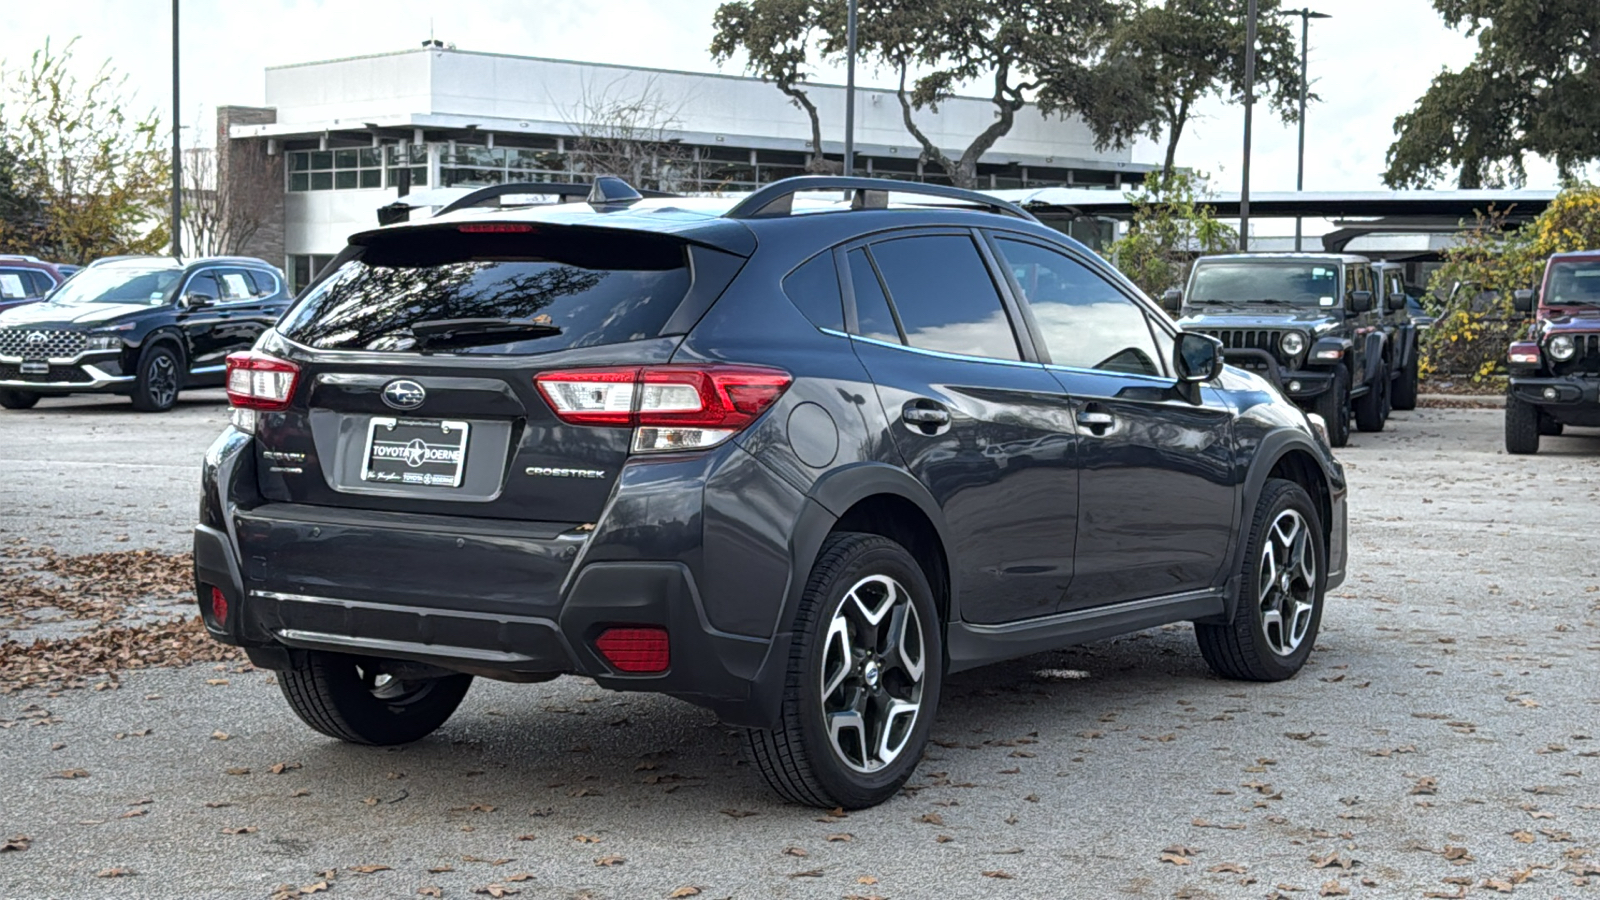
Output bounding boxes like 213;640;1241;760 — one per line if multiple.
195;176;1348;808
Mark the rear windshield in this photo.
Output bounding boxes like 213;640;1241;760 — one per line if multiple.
1189;263;1340;307
277;228;690;354
1547;260;1600;306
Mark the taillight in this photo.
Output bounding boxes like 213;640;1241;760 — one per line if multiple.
535;365;792;453
226;351;300;411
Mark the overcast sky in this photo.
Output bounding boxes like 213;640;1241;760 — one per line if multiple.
0;0;1575;193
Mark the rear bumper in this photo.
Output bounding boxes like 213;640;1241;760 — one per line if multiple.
193;427;798;727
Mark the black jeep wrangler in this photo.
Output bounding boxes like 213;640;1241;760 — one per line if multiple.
1505;250;1600;453
1165;253;1418;447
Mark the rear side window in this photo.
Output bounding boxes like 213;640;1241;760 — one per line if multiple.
278;229;691;354
846;249;901;344
782;254;844;331
868;235;1019;361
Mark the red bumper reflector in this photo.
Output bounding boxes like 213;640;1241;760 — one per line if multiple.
594;627;669;673
209;586;229;625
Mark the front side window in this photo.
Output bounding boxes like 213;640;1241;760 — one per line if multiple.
866;234;1020;361
1189;263;1341;309
995;238;1167;377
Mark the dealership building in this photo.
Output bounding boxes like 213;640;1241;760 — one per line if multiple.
217;45;1156;291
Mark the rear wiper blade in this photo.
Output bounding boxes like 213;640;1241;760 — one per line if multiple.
410;317;562;350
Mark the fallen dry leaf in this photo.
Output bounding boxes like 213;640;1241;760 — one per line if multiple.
50;768;89;779
472;886;519;898
418;889;442;899
0;836;28;852
667;888;701;898
349;865;390;874
594;854;625;867
983;870;1014;879
94;868;134;878
919;812;944;826
220;826;257;835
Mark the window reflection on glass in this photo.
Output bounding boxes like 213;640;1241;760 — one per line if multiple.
996;238;1166;376
868;235;1019;361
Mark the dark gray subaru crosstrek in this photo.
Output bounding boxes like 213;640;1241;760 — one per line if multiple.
195;176;1349;809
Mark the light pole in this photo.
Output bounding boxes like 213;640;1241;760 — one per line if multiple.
843;0;857;178
1280;8;1330;251
1238;0;1258;252
170;0;181;258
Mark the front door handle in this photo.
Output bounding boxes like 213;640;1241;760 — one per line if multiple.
903;407;950;426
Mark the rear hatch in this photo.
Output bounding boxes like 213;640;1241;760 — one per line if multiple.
244;221;744;527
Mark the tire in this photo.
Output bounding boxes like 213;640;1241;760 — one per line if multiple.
1353;362;1389;432
0;389;39;410
1195;478;1327;682
743;532;942;809
1505;393;1540;454
130;343;181;412
278;651;473;745
1311;368;1350;448
1538;414;1564;437
1391;353;1419;411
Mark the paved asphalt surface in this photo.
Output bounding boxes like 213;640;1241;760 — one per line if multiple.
3;396;1600;899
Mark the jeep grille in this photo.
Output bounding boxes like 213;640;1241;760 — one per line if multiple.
1195;328;1292;363
1553;332;1600;376
0;328;86;359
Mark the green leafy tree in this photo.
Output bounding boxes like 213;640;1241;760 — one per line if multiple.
710;0;843;173
1105;0;1308;177
1108;170;1237;300
0;39;169;263
1384;0;1600;189
856;0;1142;189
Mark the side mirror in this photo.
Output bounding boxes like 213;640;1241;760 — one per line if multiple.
1175;331;1224;383
1160;288;1183;314
1512;288;1535;313
1385;291;1407;312
181;291;215;310
1348;290;1373;313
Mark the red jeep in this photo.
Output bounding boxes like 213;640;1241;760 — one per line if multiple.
1506;250;1600;453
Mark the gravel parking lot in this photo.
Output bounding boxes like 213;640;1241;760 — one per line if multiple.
2;399;1599;900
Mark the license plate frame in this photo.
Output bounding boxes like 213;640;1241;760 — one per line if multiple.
360;416;471;488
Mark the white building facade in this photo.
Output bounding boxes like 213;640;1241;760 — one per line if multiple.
223;46;1154;290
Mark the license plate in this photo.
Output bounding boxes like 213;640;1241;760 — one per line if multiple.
361;417;470;488
18;361;47;376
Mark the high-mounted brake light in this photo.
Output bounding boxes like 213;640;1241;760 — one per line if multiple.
458;223;535;233
535;365;792;453
226;351;300;413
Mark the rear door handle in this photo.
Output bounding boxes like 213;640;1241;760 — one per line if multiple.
1077;409;1115;435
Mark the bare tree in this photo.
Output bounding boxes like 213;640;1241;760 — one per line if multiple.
561;75;695;192
181;137;278;257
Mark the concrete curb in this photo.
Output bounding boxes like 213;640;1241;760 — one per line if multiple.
1417;393;1504;407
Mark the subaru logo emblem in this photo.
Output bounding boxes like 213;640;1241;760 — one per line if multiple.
382;379;426;410
26;332;45;345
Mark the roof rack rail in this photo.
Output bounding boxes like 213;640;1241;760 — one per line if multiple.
723;175;1038;222
433;178;678;218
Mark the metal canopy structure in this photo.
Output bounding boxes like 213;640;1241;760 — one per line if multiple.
985;187;1559;258
988;187;1558;222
